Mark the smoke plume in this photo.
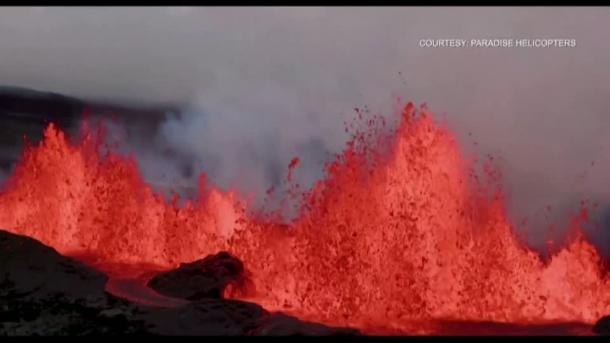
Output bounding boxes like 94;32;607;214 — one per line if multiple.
1;7;610;250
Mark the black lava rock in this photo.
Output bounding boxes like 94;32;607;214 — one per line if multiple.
147;251;254;300
0;230;358;336
0;229;147;335
594;315;610;335
0;229;107;301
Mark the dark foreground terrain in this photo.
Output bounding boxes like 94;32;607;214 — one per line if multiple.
0;229;358;336
2;229;610;336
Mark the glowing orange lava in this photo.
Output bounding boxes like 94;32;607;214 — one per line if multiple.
0;102;609;334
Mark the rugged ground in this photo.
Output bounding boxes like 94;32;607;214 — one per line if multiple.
2;228;610;336
0;229;358;336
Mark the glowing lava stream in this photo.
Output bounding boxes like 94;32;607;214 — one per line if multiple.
0;102;609;334
70;255;190;308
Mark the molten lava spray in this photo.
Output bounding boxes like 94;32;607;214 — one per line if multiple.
0;102;609;334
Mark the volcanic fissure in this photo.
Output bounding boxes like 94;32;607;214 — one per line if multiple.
1;102;609;334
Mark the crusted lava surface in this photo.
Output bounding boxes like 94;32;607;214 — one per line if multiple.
594;315;610;335
147;251;254;300
0;229;358;336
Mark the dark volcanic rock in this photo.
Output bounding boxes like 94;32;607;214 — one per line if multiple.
594;316;610;335
252;313;359;336
143;251;358;335
0;229;107;301
147;251;254;300
0;229;147;335
135;299;358;336
0;230;358;336
136;298;267;335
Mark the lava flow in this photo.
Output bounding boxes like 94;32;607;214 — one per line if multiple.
0;102;609;334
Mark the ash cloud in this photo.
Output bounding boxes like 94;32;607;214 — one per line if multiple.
1;7;610;249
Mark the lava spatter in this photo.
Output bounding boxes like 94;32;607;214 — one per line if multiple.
0;102;609;334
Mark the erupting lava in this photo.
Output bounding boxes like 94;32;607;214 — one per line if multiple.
0;102;609;334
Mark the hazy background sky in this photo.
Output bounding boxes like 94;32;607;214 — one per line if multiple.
1;7;609;250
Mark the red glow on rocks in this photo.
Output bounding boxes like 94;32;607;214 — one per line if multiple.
0;102;609;334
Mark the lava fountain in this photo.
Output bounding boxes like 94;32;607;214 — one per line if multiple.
0;102;609;334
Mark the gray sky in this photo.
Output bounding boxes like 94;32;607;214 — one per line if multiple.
1;7;610;248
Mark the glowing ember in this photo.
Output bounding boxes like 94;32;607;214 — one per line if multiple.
0;102;609;334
